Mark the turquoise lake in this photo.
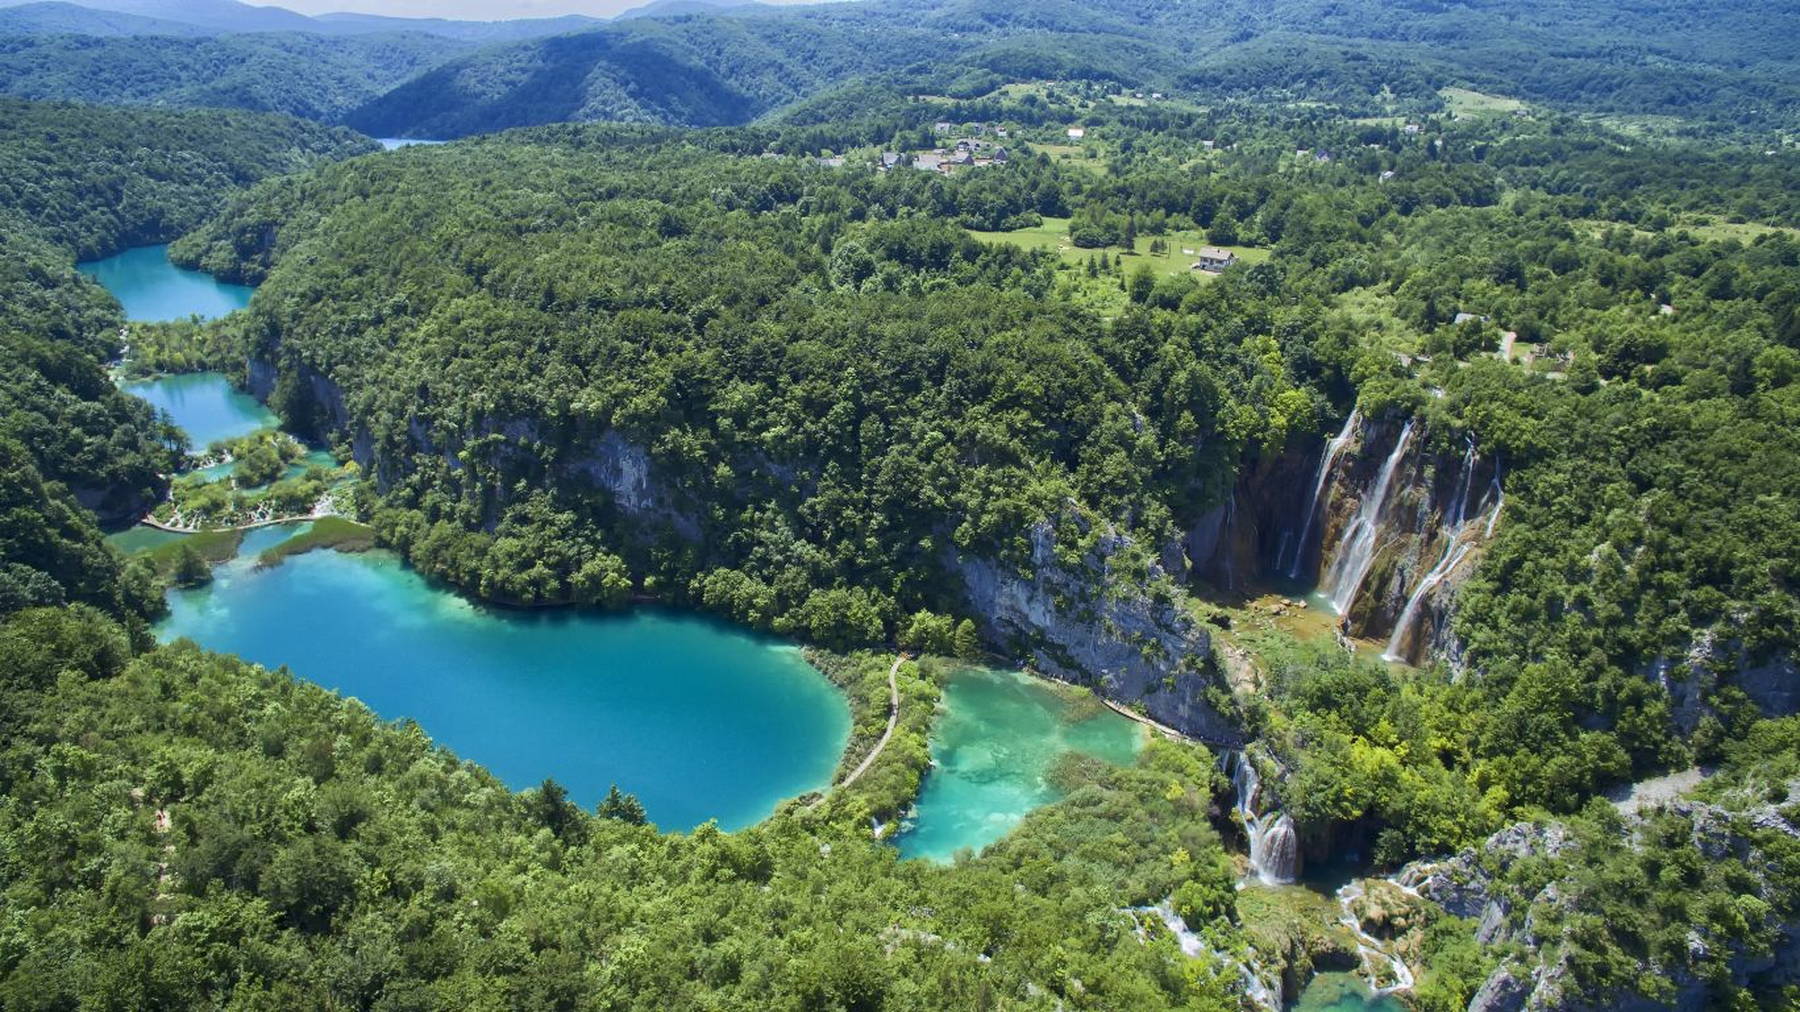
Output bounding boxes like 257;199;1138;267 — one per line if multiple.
157;544;852;831
120;372;279;449
897;665;1143;862
1290;972;1405;1012
77;244;253;322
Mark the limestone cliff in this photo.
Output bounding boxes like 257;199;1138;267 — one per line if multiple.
955;513;1242;744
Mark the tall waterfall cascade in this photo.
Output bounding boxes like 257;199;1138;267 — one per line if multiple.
1284;408;1361;579
1322;420;1416;614
1226;751;1299;885
1380;447;1505;663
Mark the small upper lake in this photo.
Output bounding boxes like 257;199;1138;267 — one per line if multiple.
121;372;278;449
78;244;253;323
378;138;447;150
158;546;851;831
897;665;1143;862
1290;972;1405;1012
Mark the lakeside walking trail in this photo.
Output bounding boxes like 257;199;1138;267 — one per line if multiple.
834;653;905;791
138;510;330;534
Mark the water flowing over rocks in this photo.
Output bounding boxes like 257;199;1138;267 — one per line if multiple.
1184;413;1504;664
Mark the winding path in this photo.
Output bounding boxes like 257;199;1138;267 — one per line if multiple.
1099;696;1190;742
138;511;329;535
836;654;906;790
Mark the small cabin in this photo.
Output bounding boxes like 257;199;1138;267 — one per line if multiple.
1192;247;1237;272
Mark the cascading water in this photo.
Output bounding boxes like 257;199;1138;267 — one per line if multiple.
1380;542;1473;662
1227;751;1299;885
1286;409;1361;580
1336;881;1416;995
1322;419;1415;615
1484;462;1505;539
1381;445;1505;664
1131;900;1278;1010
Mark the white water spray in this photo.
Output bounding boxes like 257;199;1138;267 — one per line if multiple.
1336;881;1415;996
1382;447;1504;663
1227;752;1299;885
1323;419;1415;615
1287;409;1361;580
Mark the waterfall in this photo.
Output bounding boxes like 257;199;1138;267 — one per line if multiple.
1133;900;1278;1010
1380;542;1473;663
1483;466;1505;539
1227;752;1299;885
1381;449;1505;663
1337;881;1415;995
1287;409;1361;580
1322;419;1415;615
1219;491;1239;591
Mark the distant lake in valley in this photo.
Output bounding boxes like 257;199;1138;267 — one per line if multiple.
158;541;852;831
896;665;1143;861
77;244;253;322
378;138;447;150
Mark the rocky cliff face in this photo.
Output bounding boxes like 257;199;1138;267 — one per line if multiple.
1396;801;1800;1012
1653;629;1800;732
250;353;1240;736
956;514;1242;744
1183;416;1501;665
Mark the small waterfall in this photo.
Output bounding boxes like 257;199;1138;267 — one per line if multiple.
1227;752;1298;885
1287;409;1361;580
1381;542;1473;662
1219;491;1239;591
1336;881;1415;995
1132;900;1278;1010
1381;447;1504;664
1483;464;1505;539
1323;419;1416;615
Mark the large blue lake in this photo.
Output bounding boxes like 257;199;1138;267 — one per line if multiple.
77;244;253;322
158;543;851;831
120;372;279;449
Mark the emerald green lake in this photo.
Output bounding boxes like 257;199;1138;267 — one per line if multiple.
77;244;253;322
156;544;851;830
897;666;1143;862
1290;972;1405;1012
121;372;279;449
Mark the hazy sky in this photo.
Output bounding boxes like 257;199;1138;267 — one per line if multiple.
276;0;815;17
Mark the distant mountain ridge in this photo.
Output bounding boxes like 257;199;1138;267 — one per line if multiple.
0;0;604;40
0;0;1794;136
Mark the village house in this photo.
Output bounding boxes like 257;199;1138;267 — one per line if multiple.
1067;127;1086;140
1192;247;1237;272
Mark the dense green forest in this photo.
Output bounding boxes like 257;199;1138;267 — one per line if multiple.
1;10;1798;1007
0;31;466;122
162;101;1800;1004
1;0;1795;136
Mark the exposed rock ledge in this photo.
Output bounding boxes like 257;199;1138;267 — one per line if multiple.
953;514;1242;745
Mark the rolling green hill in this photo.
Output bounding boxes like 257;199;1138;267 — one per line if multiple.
0;31;469;122
344;0;1800;138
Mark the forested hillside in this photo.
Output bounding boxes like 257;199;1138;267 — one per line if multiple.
1;0;1794;136
0;31;466;122
1;12;1798;1010
346;0;1800;138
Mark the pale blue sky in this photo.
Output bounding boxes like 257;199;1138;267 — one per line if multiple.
278;0;814;17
